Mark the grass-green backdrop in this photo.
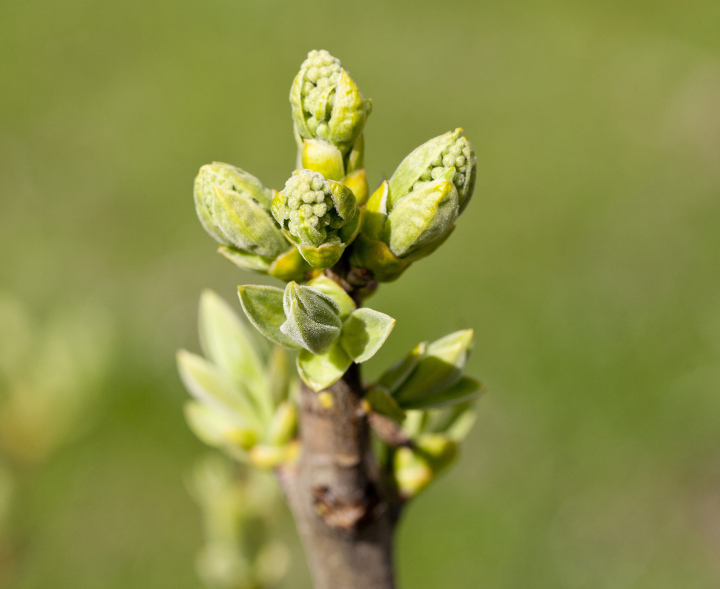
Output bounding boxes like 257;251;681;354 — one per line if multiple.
2;0;720;586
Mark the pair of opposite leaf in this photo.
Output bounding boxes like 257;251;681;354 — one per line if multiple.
193;49;477;282
238;275;395;392
368;329;483;499
177;291;299;469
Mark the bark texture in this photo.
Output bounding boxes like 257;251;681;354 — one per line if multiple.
279;363;397;589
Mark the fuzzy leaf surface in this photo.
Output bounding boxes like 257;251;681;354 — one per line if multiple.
340;308;396;363
237;285;300;349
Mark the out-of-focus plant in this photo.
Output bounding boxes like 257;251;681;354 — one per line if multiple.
0;295;113;463
188;455;289;589
0;294;113;583
179;49;483;589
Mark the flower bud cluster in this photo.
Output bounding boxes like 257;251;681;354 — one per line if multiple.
279;169;343;246
413;135;474;201
290;49;371;154
299;50;343;140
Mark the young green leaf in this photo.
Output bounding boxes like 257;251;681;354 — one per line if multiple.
340;308;396;363
199;290;272;420
377;342;426;393
266;401;298;446
398;376;483;410
183;401;257;450
365;385;405;423
217;245;273;272
392;330;474;405
425;401;478;442
267;346;291;405
237;285;300;349
296;343;352;392
176;350;262;426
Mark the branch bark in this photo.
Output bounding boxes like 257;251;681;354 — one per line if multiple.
278;362;397;589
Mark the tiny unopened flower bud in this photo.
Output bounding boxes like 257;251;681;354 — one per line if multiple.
290;49;372;153
272;169;361;268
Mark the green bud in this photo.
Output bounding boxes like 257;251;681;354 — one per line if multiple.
414;433;458;473
388;128;476;213
394;447;433;498
194;163;298;273
290;49;372;154
384;179;459;259
394;434;458;499
272;169;360;269
301;139;345;181
280;282;342;354
306;275;356;319
349;130;476;281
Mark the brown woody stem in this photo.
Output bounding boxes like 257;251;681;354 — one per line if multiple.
278;355;398;589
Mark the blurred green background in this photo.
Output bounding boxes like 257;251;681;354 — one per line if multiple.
2;0;720;587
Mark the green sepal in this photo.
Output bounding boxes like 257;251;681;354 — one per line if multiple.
387;129;462;208
384;179;459;259
342;169;369;206
365;385;405;423
328;69;371;153
340;308;396;363
363;181;388;240
237;286;300;349
267;246;312;282
338;206;363;246
457;137;477;214
210;185;289;259
348;233;411;283
198;290;272;421
401;226;455;263
217;245;273;272
392;330;474;405
280;282;342;355
289;70;309;138
345;133;364;174
307;275;356;319
399;376;483;410
296;240;346;269
297;342;353;392
327;179;357;222
301;139;345;181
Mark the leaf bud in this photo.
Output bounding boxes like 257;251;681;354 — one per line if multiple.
280;282;343;354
